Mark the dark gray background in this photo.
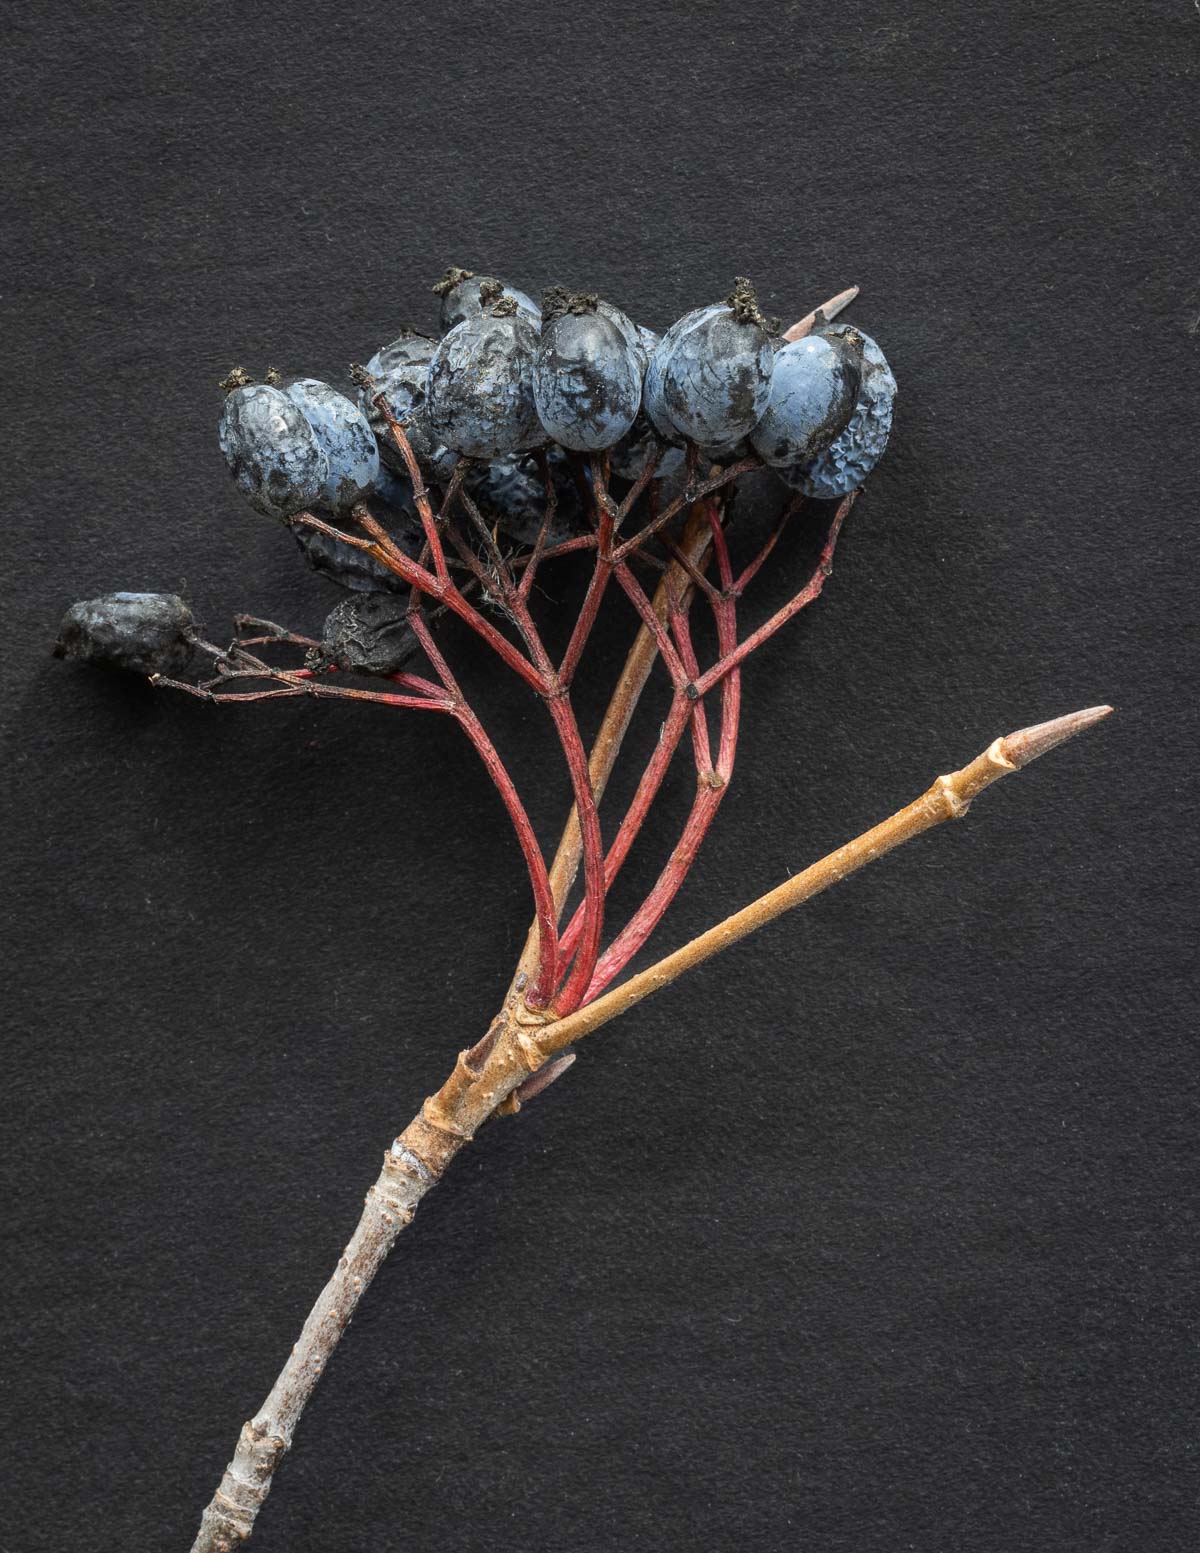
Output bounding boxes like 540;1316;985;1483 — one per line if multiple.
4;3;1196;1549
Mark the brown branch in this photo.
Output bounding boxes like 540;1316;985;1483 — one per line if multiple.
534;706;1115;1056
188;704;1111;1552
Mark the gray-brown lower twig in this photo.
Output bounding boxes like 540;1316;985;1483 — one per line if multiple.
190;705;1111;1552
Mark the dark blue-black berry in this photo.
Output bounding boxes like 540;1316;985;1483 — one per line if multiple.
307;593;420;677
54;592;197;676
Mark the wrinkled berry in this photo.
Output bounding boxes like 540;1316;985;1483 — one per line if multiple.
610;415;686;482
782;326;896;498
284;378;380;512
643;305;721;446
432;266;539;333
427;303;541;459
595;300;651;377
463;453;582;549
660;280;774;446
54;592;197;676
307;592;420;677
218;383;327;520
292;521;419;594
358;335;458;484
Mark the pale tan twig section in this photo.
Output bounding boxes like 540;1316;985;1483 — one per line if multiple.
529;706;1114;1058
783;284;859;342
189;705;1109;1553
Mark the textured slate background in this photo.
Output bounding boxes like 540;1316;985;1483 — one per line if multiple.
4;2;1196;1549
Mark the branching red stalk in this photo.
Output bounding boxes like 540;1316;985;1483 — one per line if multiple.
554;692;693;967
670;600;714;774
693;492;854;697
584;518;742;1000
402;595;561;1002
452;700;560;1001
613;561;691;688
372;394;452;583
612;458;758;562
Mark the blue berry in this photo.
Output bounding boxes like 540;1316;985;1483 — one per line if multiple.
54;592;197;676
426;301;541;459
610;415;686;481
635;323;660;362
218;382;327;520
643;304;722;445
364;329;436;378
432;267;539;333
357;338;457;484
660;280;774;446
698;433;751;465
308;593;419;677
595;300;651;376
292;519;419;594
749;335;859;468
284;378;380;513
371;466;418;517
782;326;896;498
532;294;642;452
463;453;582;549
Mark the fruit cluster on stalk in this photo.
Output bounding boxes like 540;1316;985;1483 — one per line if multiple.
54;267;895;1019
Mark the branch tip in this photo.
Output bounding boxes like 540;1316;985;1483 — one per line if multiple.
1001;705;1113;768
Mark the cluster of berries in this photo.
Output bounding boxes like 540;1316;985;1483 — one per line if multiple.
55;270;895;680
218;268;894;520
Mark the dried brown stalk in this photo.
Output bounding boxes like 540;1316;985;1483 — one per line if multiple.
191;705;1111;1552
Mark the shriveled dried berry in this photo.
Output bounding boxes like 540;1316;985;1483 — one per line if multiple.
54;592;197;676
307;593;420;677
218;383;327;520
291;520;420;594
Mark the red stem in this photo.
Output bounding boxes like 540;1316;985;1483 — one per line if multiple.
691;493;854;698
329;507;548;694
559;484;615;686
453;701;560;1004
371;397;451;583
583;510;742;1001
670;603;713;774
555;691;692;967
613;562;690;689
404;598;561;1004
